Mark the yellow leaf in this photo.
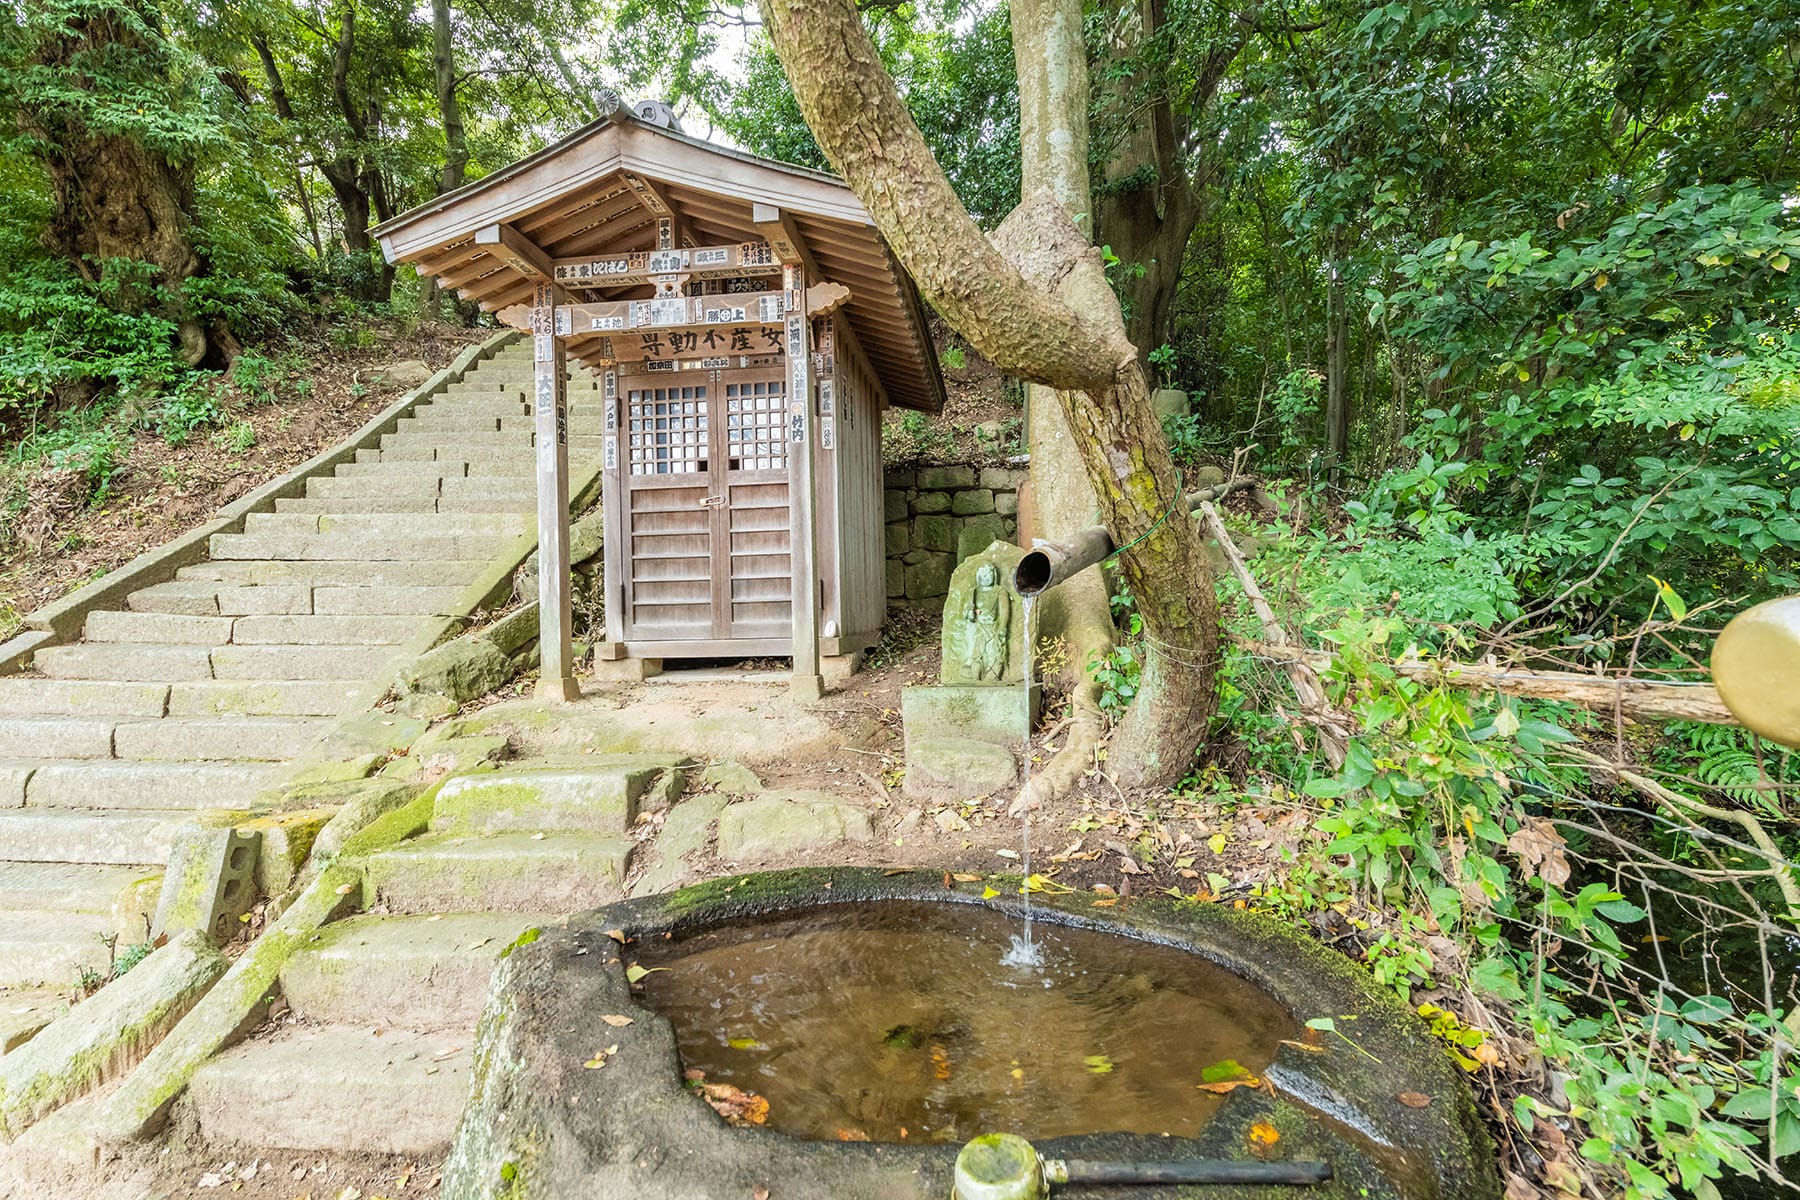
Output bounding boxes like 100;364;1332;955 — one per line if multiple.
1247;1121;1281;1155
981;886;1001;899
1207;833;1228;855
1593;272;1607;289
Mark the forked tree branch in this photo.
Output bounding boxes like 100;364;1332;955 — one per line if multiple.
755;0;1127;392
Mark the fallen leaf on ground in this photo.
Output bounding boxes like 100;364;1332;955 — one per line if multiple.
753;1188;770;1200
952;872;982;882
1397;1091;1432;1108
600;1014;634;1027
1246;1122;1281;1157
582;1044;621;1069
603;929;627;944
625;963;667;984
835;1129;870;1142
334;883;355;896
701;1082;771;1125
1196;1059;1261;1093
1083;1054;1115;1074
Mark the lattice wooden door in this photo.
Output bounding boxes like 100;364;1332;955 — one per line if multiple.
620;369;791;644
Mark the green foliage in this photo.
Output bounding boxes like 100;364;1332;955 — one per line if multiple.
716;0;1022;226
1279;621;1778;1198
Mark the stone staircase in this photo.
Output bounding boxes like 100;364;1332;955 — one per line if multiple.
183;756;687;1157
0;338;594;1003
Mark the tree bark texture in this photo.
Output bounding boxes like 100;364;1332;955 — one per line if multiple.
1009;0;1112;804
24;2;207;362
759;0;1221;786
431;0;468;194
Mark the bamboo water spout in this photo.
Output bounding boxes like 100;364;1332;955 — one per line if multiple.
1012;479;1256;597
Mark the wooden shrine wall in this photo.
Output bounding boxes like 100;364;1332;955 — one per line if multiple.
828;315;887;646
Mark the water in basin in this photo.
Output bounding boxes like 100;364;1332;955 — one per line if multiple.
633;900;1297;1144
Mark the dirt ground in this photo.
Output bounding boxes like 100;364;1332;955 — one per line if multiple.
0;321;489;641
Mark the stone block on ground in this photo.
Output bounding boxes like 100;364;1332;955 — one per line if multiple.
715;793;874;862
0;930;224;1138
242;808;335;893
630;793;728;897
904;736;1018;801
700;761;762;795
308;779;427;861
280;912;551;1030
430;758;686;836
185;1025;470;1155
902;684;1039;750
1151;387;1191;421
358;832;633;913
152;824;259;942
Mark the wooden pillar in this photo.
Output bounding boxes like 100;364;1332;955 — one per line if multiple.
597;362;627;659
531;282;579;701
784;260;824;701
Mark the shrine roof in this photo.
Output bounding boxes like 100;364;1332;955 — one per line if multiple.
374;109;944;413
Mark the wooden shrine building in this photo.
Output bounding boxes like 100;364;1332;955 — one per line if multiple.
375;104;945;699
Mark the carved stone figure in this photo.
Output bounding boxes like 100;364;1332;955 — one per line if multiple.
940;541;1027;686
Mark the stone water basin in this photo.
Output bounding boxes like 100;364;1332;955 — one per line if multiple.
443;868;1501;1200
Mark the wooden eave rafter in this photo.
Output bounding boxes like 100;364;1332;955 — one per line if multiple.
374;113;943;413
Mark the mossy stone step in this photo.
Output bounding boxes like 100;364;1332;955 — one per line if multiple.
110;716;328;762
0;679;168;719
228;615;428;645
166;679;374;718
358;832;633;914
281;912;555;1030
0;861;158;917
0;910;121;988
429;756;689;838
0;809;184;865
186;1025;471;1155
0;716;120;759
83;611;234;645
179;559;490;587
33;643;213;682
25;760;284;809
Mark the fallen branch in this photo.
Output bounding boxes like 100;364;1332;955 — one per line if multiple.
1558;745;1800;921
1197;500;1348;768
1237;640;1735;725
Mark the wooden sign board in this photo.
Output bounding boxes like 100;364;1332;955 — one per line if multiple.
552;241;780;288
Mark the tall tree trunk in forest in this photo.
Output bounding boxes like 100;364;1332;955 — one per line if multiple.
431;0;468;193
320;3;388;302
1323;228;1348;481
22;2;210;365
1092;0;1243;362
759;0;1221;786
1009;0;1115;804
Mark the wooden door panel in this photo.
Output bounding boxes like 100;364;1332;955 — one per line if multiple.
623;382;714;641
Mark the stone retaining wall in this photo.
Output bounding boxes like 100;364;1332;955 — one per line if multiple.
884;465;1026;607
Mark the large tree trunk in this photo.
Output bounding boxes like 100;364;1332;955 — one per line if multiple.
431;0;468;193
758;0;1220;787
25;3;208;364
1009;0;1114;804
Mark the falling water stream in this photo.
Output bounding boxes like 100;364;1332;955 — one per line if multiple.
1000;593;1043;968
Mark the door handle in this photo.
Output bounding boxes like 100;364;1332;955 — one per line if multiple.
698;494;726;508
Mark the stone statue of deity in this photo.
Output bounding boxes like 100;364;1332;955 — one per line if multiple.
940;541;1027;686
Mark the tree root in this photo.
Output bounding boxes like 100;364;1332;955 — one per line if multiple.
1012;677;1105;815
